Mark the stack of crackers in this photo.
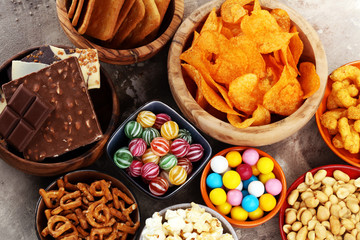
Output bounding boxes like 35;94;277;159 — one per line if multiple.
68;0;171;49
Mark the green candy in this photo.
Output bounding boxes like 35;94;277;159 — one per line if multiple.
177;129;193;144
124;121;143;139
142;127;160;146
113;147;133;169
159;154;178;171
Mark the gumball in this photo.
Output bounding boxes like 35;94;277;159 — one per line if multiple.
128;138;147;157
177;128;192;144
142;127;160;146
242;195;259;212
153;113;171;130
223;170;241;189
231;206;248;221
235;181;243;191
161;121;179;140
159;154;177;171
242;190;249;198
251;165;261;176
210;156;229;174
186;144;204;162
141;162;159;181
177;158;193;175
159;170;173;187
265;178;282;196
113;147;133;169
248;208;264;220
149;177;169;196
257;157;274;174
206;173;223;189
236;164;253;181
124;121;143;139
209;188;227;205
150;137;170;156
243;176;258;189
259;172;276;184
170;138;190;158
227;189;243;206
136;111;156;128
217;202;232;215
226;151;242;168
127;160;143;177
248;181;265;197
242;148;260;166
169;166;187;185
259;193;276;212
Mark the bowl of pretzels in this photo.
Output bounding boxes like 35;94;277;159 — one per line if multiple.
35;170;140;240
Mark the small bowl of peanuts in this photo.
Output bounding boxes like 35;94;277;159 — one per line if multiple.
279;164;360;240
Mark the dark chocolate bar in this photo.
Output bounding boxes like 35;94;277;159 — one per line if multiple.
0;84;54;152
2;57;103;161
21;46;61;64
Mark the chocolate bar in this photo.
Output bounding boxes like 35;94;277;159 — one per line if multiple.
0;84;54;152
2;57;103;161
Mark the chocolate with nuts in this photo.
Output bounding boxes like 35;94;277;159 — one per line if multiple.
2;57;103;161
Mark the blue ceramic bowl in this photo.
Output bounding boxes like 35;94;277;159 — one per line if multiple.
106;101;212;199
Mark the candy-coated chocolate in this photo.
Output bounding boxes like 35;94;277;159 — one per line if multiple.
257;157;274;174
248;181;265;197
259;193;276;212
141;162;159;181
265;178;282;196
236;164;253;181
176;128;192;144
170;138;190;158
242;195;259;212
242;148;260;166
141;148;160;164
124;121;143;139
251;165;261;176
142;127;160;146
235;181;243;191
153;113;171;130
160;121;179;140
223;170;241;189
259;172;276;184
186;143;204;162
128;138;147;157
159;170;173;187
231;206;248;221
206;172;223;189
226;151;242;168
209;188;227;205
216;202;232;215
210;156;229;174
159;154;177;171
127;160;143;177
243;176;258;189
113;147;133;169
136;111;156;128
177;158;193;175
227;189;243;206
150;137;170;156
149;176;169;196
248;208;264;220
169;165;187;185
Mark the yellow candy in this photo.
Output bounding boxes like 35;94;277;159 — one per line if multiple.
259;172;275;184
142;148;160;164
231;206;248;221
161;121;179;140
137;111;156;128
169;166;187;185
248;207;264;220
222;170;241;189
251;165;261;176
226;151;242;168
259;193;276;212
209;188;227;205
217;202;232;215
257;157;274;174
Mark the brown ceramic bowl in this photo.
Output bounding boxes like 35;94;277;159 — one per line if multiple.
56;0;184;65
316;61;360;168
168;0;328;146
35;170;140;240
0;46;120;176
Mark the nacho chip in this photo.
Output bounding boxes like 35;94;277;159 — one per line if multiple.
289;26;303;65
298;62;320;99
271;8;291;32
221;0;252;24
252;105;271;126
201;8;222;33
227;114;255;128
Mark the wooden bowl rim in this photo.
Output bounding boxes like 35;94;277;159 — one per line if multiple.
200;146;287;228
0;46;120;175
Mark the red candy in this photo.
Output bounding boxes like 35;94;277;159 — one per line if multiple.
141;162;159;181
150;137;170;156
153;113;171;130
127;160;143;177
149;176;169;196
170;138;190;158
177;158;193;175
128;138;147;157
236;163;253;181
186;143;204;162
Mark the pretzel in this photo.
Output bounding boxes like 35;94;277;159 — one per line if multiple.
44;209;52;220
89;180;113;200
63;175;77;191
47;215;73;238
112;188;133;209
77;225;90;238
65;213;79;226
110;207;127;222
60;191;82;210
119;200;137;225
75;208;89;229
115;221;140;235
89;227;112;240
77;183;94;201
39;187;65;208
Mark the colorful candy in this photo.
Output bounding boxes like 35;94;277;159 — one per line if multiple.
128;138;147;157
236;164;252;181
141;162;159;181
242;195;259;212
124;121;143;139
136;111;156;128
231;206;248;221
226;151;242;168
161;121;179;140
227;189;243;206
209;188;227;205
206;172;223;189
248;208;264;220
113;147;133;169
159;170;173;187
153;113;171;130
222;170;241;189
242;148;260;166
150;137;170;156
149;176;169;196
127;160;143;177
257;157;274;174
141;148;160;164
210;156;229;174
259;172;276;184
170;138;190;158
248;181;265;197
177;158;193;175
169;165;187;185
259;193;276;212
159;154;177;171
217;202;232;215
186;144;204;162
243;176;258;189
177;128;192;144
142;127;160;146
265;178;282;196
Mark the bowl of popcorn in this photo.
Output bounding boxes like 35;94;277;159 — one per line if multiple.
56;0;184;64
316;61;360;168
167;0;328;146
140;202;238;240
279;164;360;240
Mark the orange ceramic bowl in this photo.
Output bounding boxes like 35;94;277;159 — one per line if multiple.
200;146;287;228
316;61;360;168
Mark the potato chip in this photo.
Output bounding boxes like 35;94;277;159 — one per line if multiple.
222;22;242;36
298;62;320;99
252;105;271;126
220;26;234;39
201;8;222;33
289;26;303;65
271;8;291;32
221;0;252;24
227;114;254;128
262;54;283;82
263;66;304;115
279;46;299;76
195;89;208;109
253;0;261;12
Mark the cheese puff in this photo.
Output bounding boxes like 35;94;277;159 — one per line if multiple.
320;108;347;130
336;88;357;108
354;120;360;133
349;126;360;153
347;106;360;120
332;134;344;148
338;117;352;145
332;79;351;91
339;117;360;154
330;65;360;88
327;91;341;110
347;84;359;97
328;128;338;135
327;80;353;109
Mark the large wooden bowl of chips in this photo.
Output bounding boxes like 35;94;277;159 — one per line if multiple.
0;46;120;176
168;0;328;146
56;0;184;65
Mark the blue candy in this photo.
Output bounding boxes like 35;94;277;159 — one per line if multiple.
206;173;223;189
242;195;259;212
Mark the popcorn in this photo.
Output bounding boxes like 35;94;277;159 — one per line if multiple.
142;212;166;240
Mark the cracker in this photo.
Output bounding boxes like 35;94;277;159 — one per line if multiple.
85;0;125;41
77;0;96;35
72;0;84;26
68;0;78;19
110;0;136;39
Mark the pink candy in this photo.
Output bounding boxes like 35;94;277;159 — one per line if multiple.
149;176;169;196
242;148;260;166
265;178;282;196
141;162;159;181
153;113;171;130
128;138;147;157
227;189;243;206
170;138;190;158
127;160;143;177
186;143;204;162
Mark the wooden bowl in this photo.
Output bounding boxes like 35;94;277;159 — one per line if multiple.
316;61;360;168
200;146;287;228
0;46;120;176
35;170;140;240
168;0;328;146
56;0;184;65
278;164;360;239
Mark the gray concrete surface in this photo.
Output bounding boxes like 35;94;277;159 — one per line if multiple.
0;0;360;239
